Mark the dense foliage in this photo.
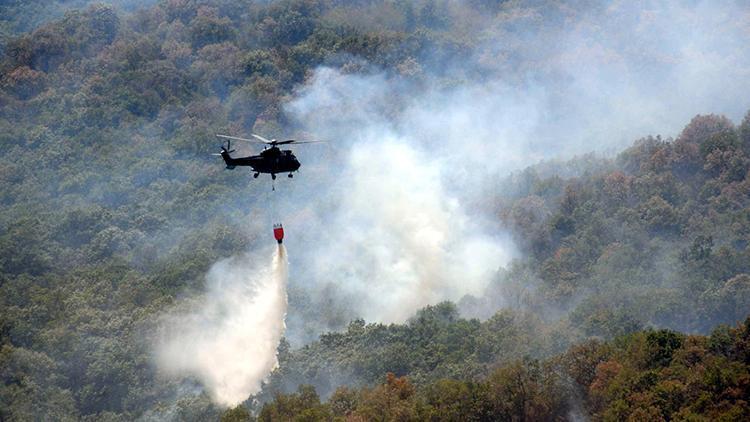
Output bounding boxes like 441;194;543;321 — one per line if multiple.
495;112;750;334
0;0;147;41
257;302;575;402
254;318;750;421
1;0;749;420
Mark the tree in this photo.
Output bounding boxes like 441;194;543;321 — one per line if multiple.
355;373;418;421
1;66;46;99
645;330;684;369
678;114;735;146
220;405;253;421
488;358;569;421
739;110;750;155
258;385;330;421
188;7;235;48
715;274;750;324
422;379;491;420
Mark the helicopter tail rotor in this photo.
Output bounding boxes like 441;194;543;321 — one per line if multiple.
219;141;235;154
210;142;235;157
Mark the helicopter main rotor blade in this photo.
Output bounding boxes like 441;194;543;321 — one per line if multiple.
250;133;274;143
216;134;267;144
217;133;327;146
273;140;327;145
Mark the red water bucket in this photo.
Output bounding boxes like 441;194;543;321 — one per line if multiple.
273;223;284;244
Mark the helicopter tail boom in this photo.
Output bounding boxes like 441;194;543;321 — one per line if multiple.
218;147;238;169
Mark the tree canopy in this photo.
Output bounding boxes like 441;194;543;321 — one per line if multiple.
1;0;749;420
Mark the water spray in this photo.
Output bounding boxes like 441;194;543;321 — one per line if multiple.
155;243;289;407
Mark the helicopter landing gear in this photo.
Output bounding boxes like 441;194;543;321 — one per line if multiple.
253;172;259;178
271;174;276;180
288;173;293;178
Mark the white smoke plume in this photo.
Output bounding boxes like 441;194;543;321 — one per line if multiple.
155;245;288;406
280;0;750;328
284;70;516;324
309;139;511;323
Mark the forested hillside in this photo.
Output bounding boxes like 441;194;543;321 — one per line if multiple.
0;0;155;41
254;111;750;409
1;0;749;421
258;319;750;421
499;114;750;334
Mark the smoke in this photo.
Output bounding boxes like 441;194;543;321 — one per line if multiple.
308;139;511;323
155;245;288;407
277;0;750;329
281;70;517;325
155;0;750;357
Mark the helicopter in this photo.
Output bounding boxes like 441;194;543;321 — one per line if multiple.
212;133;322;180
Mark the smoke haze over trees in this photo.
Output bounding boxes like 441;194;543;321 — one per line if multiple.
1;0;749;420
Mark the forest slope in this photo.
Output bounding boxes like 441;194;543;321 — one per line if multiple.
253;112;750;406
256;318;750;421
1;1;749;420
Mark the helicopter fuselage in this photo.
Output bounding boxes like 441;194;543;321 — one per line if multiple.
220;146;301;177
